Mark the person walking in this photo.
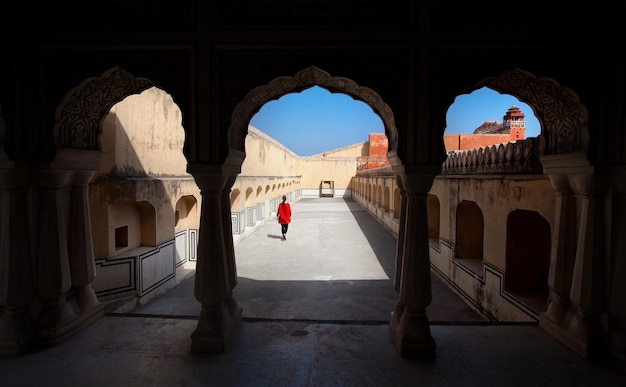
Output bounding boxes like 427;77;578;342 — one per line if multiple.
276;195;291;241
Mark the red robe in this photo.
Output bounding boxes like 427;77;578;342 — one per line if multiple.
277;202;291;224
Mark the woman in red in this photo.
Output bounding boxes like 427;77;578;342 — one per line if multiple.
276;195;291;241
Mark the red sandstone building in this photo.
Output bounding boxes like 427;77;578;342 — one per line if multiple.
360;105;527;171
444;105;526;151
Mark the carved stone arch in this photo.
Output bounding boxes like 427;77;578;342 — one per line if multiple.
228;65;399;163
475;68;589;156
53;66;154;152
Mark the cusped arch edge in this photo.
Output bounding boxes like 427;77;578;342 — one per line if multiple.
227;65;399;164
476;67;589;156
53;66;154;152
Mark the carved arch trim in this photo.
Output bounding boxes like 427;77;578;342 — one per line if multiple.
53;66;154;151
476;68;589;156
228;65;399;162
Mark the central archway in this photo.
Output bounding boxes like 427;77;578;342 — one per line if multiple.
227;66;400;167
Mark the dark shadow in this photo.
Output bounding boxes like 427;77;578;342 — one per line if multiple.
267;234;284;239
338;197;396;279
117;274;486;325
338;196;492;323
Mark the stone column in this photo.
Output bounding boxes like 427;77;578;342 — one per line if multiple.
36;168;77;341
389;171;436;359
390;174;406;316
0;167;35;355
566;173;609;359
221;174;238;292
540;173;576;328
608;166;626;368
52;149;103;316
67;169;102;314
190;171;242;353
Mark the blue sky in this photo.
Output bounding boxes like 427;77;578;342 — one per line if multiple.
249;86;541;156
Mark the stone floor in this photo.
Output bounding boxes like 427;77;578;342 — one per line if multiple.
1;198;624;386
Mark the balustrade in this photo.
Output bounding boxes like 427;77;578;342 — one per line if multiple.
441;138;542;175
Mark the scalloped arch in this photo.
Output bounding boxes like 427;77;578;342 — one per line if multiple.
53;66;154;152
476;68;589;156
227;66;398;159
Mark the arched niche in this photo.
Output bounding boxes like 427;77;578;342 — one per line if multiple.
427;194;440;241
505;209;551;313
174;195;198;231
455;200;485;266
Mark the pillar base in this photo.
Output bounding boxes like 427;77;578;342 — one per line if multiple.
37;299;104;346
389;305;436;360
539;308;607;361
191;296;242;353
74;285;101;312
540;299;568;326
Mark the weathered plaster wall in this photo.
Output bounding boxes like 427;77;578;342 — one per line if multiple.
430;176;556;271
90;87;201;258
242;126;301;177
99;87;188;177
299;158;357;190
300;142;365;191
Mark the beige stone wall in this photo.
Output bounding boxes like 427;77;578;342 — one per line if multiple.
242;126;301;177
430;176;556;271
300;142;366;190
354;171;558;322
237;126;365;201
233;127;302;214
89;176;200;257
91;87;201;258
99;87;188;177
299;158;357;190
321;142;368;157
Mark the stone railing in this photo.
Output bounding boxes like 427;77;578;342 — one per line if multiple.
441;137;543;175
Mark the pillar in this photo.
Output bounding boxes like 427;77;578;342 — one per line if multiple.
540;173;576;328
608;166;626;368
67;168;102;315
391;174;406;316
389;171;436;359
190;170;242;353
539;152;609;360
0;167;35;355
221;175;238;293
567;173;609;360
35;169;77;342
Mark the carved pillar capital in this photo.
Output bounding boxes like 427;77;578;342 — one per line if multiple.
569;173;611;197
395;168;437;195
546;173;571;194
